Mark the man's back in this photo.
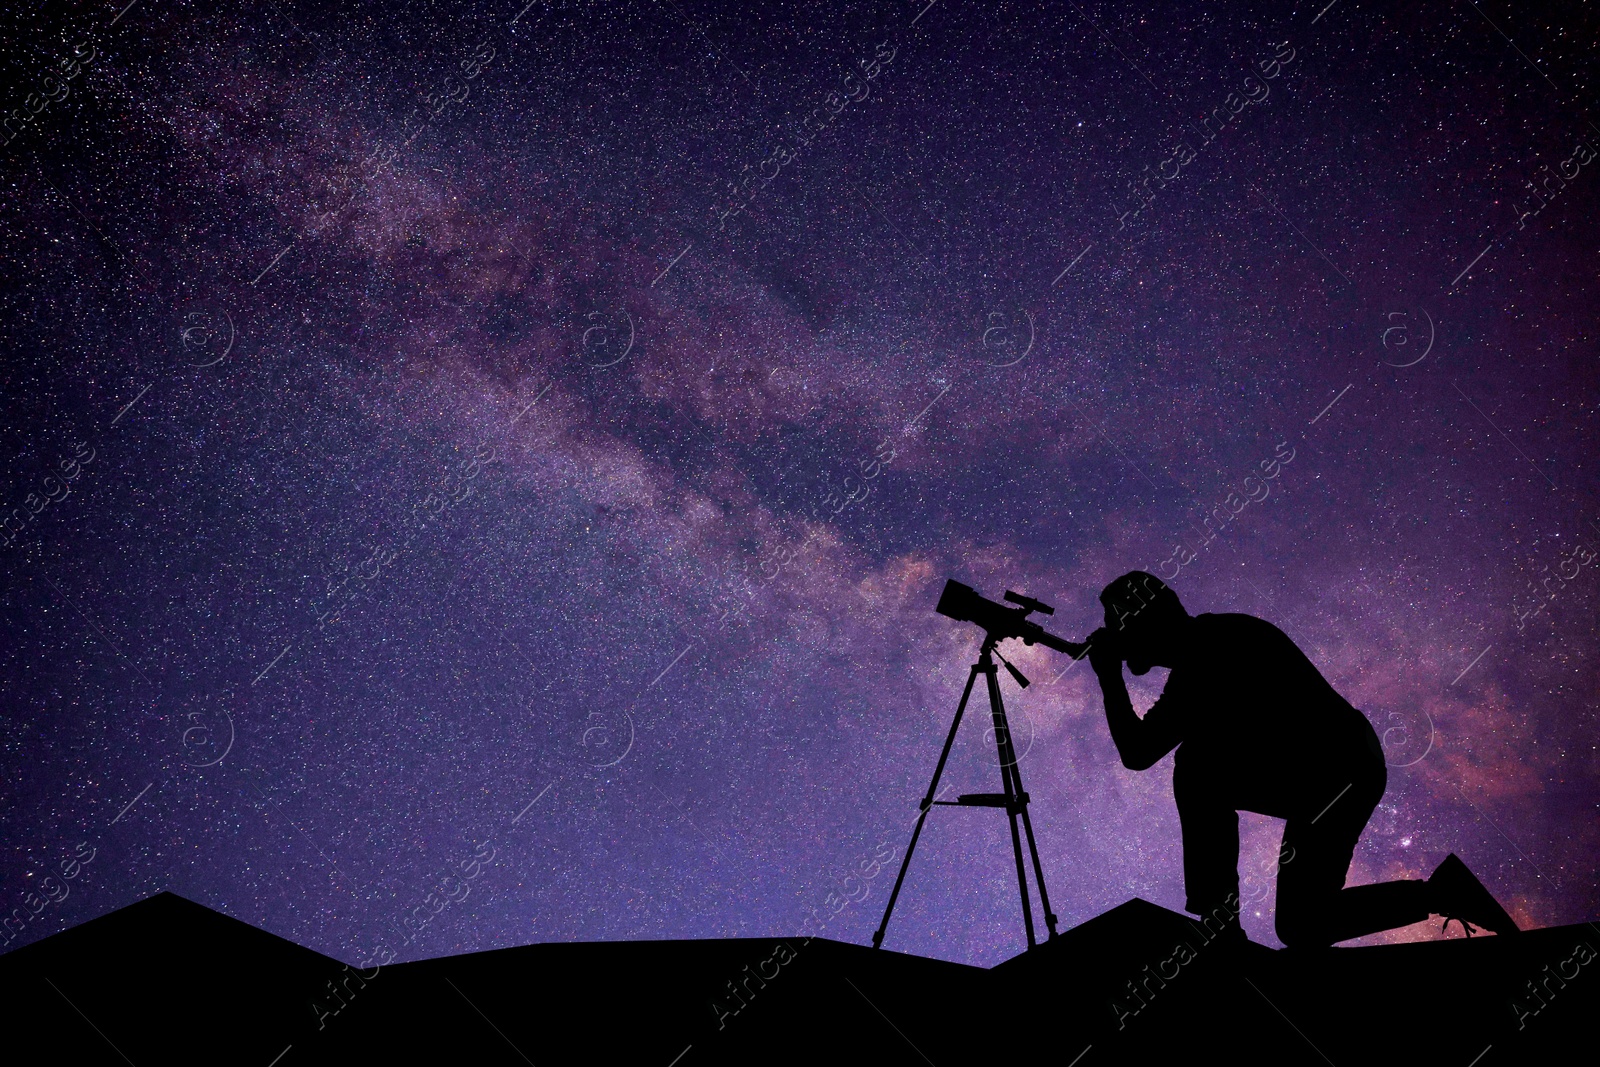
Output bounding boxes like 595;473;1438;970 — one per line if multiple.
1149;612;1379;816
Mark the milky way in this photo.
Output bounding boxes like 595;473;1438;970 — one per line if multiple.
1;0;1596;974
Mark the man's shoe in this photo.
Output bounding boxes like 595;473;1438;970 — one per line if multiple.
1428;853;1520;936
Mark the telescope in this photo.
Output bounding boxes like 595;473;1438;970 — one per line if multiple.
874;578;1096;954
935;579;1092;661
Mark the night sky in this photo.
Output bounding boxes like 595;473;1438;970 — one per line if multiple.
1;0;1596;972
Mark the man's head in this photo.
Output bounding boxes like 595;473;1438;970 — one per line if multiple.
1099;571;1190;675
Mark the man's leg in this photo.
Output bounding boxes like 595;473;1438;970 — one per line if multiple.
1276;767;1430;947
1174;760;1242;928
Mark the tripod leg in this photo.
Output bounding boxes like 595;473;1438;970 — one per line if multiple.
1014;776;1059;939
987;666;1037;949
872;660;984;950
994;694;1059;940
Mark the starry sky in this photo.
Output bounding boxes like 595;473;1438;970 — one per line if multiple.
1;0;1596;971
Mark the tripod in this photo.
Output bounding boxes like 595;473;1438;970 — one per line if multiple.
872;635;1059;951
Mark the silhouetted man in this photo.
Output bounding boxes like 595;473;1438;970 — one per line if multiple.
1086;571;1519;947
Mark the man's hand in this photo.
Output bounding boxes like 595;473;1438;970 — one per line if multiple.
1086;627;1124;681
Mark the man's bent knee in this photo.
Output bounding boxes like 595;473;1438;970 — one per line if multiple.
1191;894;1244;940
1276;908;1335;948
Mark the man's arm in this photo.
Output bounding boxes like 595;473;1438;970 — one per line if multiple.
1088;629;1183;770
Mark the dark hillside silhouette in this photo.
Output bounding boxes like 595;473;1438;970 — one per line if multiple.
2;891;1592;1065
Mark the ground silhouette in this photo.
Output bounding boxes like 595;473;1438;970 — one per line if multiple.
2;891;1592;1065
